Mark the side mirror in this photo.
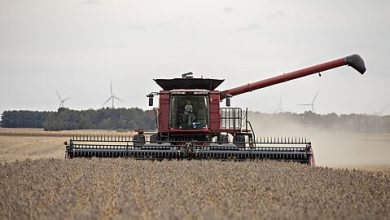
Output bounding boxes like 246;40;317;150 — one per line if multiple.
226;95;232;107
147;94;154;106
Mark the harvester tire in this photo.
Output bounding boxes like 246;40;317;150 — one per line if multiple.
217;135;229;144
133;134;145;147
233;135;246;148
150;134;159;143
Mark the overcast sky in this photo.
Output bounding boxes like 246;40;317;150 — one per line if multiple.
0;0;389;115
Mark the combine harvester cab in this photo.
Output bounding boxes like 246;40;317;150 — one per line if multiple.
65;54;366;165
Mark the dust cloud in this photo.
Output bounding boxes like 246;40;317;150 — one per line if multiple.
249;113;390;169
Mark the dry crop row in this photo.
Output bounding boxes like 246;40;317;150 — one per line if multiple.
0;159;389;219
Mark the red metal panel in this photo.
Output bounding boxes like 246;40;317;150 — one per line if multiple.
168;129;210;133
209;91;221;131
217;129;242;133
158;91;170;133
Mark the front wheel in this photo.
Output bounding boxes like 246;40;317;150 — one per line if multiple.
233;135;246;148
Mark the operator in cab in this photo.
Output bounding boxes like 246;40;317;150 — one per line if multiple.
183;100;195;128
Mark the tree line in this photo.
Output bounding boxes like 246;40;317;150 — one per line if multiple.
1;108;156;131
0;110;48;128
1;109;390;133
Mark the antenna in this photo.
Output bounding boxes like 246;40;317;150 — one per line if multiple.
298;91;319;113
102;81;124;108
56;90;71;109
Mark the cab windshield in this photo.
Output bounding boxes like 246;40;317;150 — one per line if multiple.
170;95;209;130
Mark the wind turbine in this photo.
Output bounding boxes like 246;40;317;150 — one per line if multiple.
373;104;389;116
102;81;123;108
274;96;283;113
299;91;319;113
56;90;71;109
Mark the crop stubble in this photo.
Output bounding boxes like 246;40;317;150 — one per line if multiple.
0;159;389;220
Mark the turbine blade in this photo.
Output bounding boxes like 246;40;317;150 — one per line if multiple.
110;81;113;96
63;97;71;102
56;90;62;100
379;104;388;115
114;96;124;102
102;97;112;106
312;91;319;104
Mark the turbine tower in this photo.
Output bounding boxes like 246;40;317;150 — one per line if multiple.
299;91;319;113
56;90;71;109
102;81;123;108
274;96;283;113
374;104;389;116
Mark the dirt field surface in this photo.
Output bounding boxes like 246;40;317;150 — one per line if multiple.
1;128;389;219
0;159;389;220
0;128;135;162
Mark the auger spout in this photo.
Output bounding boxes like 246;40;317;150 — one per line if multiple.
222;54;366;98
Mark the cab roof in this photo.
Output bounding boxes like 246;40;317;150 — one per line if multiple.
154;76;224;90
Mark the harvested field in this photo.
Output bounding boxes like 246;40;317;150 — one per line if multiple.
0;128;135;162
0;128;389;219
1;159;389;220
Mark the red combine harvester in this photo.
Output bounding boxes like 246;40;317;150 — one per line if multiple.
65;54;366;165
